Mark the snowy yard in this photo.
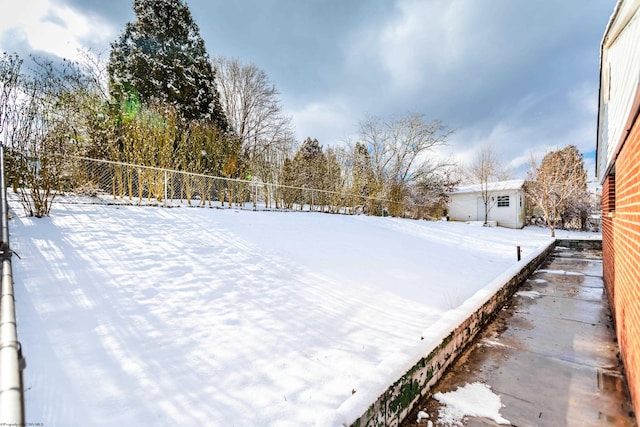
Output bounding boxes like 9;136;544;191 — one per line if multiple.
9;201;597;426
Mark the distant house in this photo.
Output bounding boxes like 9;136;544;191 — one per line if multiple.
596;0;640;416
447;179;526;229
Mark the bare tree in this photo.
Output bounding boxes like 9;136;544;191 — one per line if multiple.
468;145;502;225
0;53;22;137
0;53;24;201
411;161;461;219
73;50;117;161
527;145;588;237
213;56;295;194
3;58;80;217
358;113;452;216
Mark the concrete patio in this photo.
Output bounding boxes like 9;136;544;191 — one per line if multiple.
402;242;636;427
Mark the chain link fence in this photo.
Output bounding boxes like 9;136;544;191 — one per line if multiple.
7;153;439;219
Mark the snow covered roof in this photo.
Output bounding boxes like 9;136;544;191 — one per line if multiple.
449;179;526;195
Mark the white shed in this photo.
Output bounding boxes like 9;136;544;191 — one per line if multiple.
447;179;526;229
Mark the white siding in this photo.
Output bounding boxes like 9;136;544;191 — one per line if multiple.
448;193;478;221
598;1;640;179
448;189;524;229
489;191;522;229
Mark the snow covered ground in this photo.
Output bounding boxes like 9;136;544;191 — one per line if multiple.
434;382;511;426
8;200;599;426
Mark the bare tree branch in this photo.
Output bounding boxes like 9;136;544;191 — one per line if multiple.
526;145;588;236
468;144;503;225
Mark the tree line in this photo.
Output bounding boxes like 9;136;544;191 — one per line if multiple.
468;143;596;236
527;144;594;236
0;0;594;232
0;0;456;218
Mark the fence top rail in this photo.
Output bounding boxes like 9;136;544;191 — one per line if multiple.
8;149;438;212
70;155;438;210
1;149;9;247
0;145;25;425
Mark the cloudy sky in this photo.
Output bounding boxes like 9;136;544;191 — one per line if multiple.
0;0;617;178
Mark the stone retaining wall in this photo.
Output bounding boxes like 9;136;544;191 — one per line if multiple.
556;239;602;250
348;241;558;427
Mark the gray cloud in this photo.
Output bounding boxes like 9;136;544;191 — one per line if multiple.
50;0;133;26
2;0;617;179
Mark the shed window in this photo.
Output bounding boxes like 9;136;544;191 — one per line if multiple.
497;196;509;207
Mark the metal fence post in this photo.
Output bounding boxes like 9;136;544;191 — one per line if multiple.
0;145;25;426
164;170;168;208
253;181;257;211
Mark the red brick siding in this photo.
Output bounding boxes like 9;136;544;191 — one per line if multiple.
604;114;640;416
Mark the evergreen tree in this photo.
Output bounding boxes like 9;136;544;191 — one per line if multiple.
352;142;373;198
293;137;324;188
280;157;299;209
108;0;227;128
323;147;345;212
293;137;325;209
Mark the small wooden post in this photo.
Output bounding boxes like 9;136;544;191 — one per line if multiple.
517;245;521;261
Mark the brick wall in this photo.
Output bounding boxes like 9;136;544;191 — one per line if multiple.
604;114;640;416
